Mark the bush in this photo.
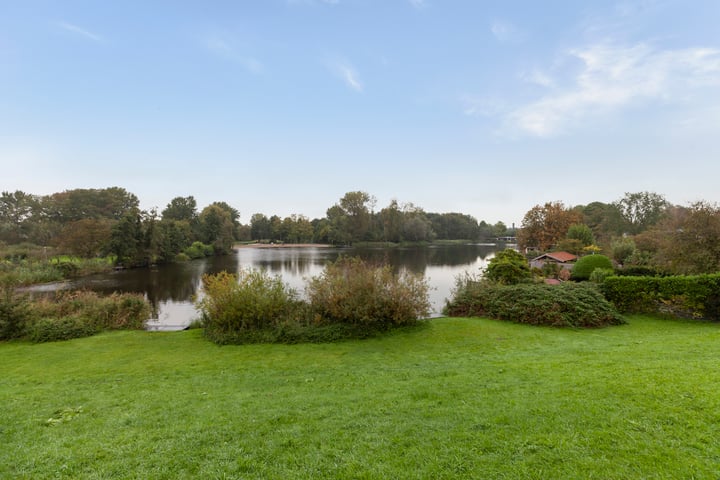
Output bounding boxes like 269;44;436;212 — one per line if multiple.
602;273;720;319
307;257;431;328
184;242;214;260
589;268;614;284
572;254;613;281
484;249;533;284
0;281;34;340
444;278;624;328
27;315;99;343
197;269;303;344
30;291;151;337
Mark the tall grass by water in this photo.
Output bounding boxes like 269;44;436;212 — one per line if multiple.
1;315;718;479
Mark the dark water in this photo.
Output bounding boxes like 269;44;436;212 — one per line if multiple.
28;244;502;330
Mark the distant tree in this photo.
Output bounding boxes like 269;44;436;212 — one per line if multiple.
427;212;480;240
646;202;720;274
250;213;272;240
46;187;139;222
566;224;595;246
380;200;403;243
199;205;236;254
518;202;582;251
54;218;113;257
161;196;198;222
580;201;625;242
0;190;39;243
108;209;144;266
613;191;670;235
611;238;636;267
157;219;192;262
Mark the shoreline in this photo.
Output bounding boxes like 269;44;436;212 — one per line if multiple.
234;243;334;249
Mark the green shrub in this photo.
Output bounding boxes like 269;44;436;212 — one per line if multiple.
602;273;720;319
0;281;34;340
444;279;624;327
572;254;613;281
184;241;214;260
589;268;614;284
484;249;532;284
307;257;431;328
197;269;302;344
27;315;100;343
31;291;151;333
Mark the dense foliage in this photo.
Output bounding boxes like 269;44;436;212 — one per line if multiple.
197;257;431;344
444;277;625;327
0;288;150;342
198;269;304;344
307;257;431;327
484;248;532;284
602;273;720;319
571;254;613;280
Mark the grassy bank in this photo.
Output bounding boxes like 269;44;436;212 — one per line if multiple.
1;316;719;479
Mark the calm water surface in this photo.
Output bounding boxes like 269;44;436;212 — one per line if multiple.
32;244;502;330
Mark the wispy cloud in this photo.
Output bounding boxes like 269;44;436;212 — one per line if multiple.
203;35;264;74
328;59;363;92
520;69;555;88
490;20;524;43
506;43;720;137
408;0;427;9
57;21;102;42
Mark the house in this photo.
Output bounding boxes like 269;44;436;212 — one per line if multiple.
530;251;578;270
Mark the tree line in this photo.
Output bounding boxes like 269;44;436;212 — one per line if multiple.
517;191;720;275
0;188;510;266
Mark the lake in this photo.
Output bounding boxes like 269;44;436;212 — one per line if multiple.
30;244;503;330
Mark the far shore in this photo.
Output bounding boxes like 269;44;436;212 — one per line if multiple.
234;243;334;249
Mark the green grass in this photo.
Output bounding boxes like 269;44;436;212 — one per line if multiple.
1;316;719;479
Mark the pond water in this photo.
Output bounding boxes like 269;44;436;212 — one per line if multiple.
28;244;504;330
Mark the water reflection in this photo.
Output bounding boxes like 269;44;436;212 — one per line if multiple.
28;244;501;328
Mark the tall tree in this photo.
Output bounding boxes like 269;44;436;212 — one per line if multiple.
199;205;236;254
614;191;670;235
518;201;582;251
161;196;198;222
0;190;39;243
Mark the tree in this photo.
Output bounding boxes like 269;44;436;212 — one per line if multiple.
614;192;670;235
645;202;720;274
250;213;272;241
517;202;582;251
566;224;595;246
161;196;198;222
108;209;144;267
484;249;532;284
46;187;139;222
199;205;236;254
54;219;113;257
380;200;403;243
0;190;40;243
334;191;376;244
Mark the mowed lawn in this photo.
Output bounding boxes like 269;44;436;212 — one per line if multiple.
1;316;719;479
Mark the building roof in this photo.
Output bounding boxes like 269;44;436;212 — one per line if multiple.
532;251;578;263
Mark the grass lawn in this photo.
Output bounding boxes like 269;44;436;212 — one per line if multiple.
1;316;719;479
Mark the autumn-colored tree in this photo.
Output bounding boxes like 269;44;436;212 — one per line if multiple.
518;202;582;251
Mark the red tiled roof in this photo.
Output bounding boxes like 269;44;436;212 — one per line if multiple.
532;251;578;263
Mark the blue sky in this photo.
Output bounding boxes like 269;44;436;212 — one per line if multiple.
2;0;719;226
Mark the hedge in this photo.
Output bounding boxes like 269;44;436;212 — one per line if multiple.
602;273;720;319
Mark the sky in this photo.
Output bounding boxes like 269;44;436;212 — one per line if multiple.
2;0;720;227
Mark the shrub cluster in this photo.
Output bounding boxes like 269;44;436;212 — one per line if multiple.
571;254;613;281
183;242;214;260
198;269;305;344
196;257;431;344
444;276;625;328
0;288;151;342
602;274;720;319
